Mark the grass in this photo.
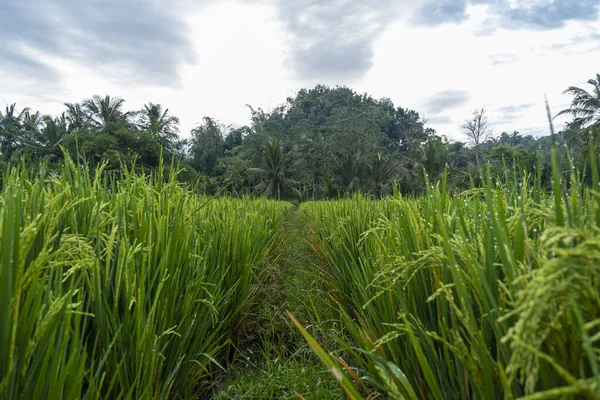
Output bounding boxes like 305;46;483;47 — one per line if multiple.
213;347;342;399
213;210;344;400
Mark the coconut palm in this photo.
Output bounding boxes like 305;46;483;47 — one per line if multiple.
335;152;362;194
248;138;295;200
64;102;89;133
421;138;448;180
556;73;600;128
367;153;399;198
138;103;180;151
28;115;68;158
83;95;128;132
295;129;327;199
0;104;28;161
22;110;44;136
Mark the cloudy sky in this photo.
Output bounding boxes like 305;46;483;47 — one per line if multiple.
2;0;599;141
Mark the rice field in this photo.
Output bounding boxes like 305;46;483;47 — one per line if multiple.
0;157;290;399
1;145;600;399
298;147;600;399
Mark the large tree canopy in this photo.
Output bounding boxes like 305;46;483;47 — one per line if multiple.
4;76;599;197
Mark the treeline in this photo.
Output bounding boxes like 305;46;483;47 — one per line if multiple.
1;74;599;199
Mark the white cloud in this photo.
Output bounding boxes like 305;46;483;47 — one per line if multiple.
169;1;294;132
357;5;600;138
2;0;599;140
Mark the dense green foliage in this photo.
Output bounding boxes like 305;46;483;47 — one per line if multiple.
0;156;289;398
298;134;600;399
2;74;599;399
4;73;598;198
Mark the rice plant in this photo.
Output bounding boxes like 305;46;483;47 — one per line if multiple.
0;156;290;399
3;133;599;399
299;136;600;399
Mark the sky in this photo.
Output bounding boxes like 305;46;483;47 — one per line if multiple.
2;0;599;141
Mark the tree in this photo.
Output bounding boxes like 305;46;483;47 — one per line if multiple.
188;117;225;175
294;129;327;199
0;104;28;161
83;95;129;133
367;153;399;198
64;102;89;133
421;137;449;181
28;115;69;159
248;138;294;200
333;152;362;194
217;149;251;196
22;110;44;138
556;73;600;129
394;108;429;153
137;103;180;152
224;127;245;151
461;107;493;166
0;85;562;196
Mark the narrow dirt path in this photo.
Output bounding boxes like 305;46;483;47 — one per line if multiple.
278;209;331;326
212;208;342;399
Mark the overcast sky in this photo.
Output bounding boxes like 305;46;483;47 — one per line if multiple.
2;0;599;141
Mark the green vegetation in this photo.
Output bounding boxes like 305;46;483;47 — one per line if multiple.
213;210;343;399
3;73;599;198
1;74;599;399
297;132;600;398
0;156;290;398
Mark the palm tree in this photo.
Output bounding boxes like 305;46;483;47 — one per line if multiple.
367;153;398;198
335;152;362;194
511;130;521;146
248;138;295;200
22;110;44;140
83;95;128;132
138;103;180;151
556;73;600;129
64;102;89;133
28;115;68;158
421;139;448;181
0;104;28;161
296;129;326;199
